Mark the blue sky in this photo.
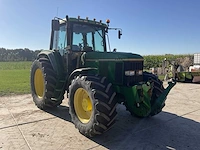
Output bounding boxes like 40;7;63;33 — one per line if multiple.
0;0;200;55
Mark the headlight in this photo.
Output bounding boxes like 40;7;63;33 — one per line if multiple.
136;70;143;75
125;71;135;76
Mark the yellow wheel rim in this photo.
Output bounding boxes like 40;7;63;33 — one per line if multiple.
34;68;45;98
74;88;93;123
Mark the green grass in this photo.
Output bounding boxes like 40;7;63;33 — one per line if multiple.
0;61;32;96
0;61;32;70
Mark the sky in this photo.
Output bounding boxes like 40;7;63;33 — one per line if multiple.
0;0;200;55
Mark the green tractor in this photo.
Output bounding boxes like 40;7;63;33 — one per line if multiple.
30;15;176;137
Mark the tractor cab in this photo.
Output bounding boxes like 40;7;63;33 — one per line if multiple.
49;16;122;73
50;16;110;55
50;16;122;54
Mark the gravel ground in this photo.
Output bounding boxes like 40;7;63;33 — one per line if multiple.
0;82;200;150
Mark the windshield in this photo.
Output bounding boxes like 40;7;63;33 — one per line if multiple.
72;23;105;52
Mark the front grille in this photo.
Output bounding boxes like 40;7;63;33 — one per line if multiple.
124;61;143;70
123;61;143;86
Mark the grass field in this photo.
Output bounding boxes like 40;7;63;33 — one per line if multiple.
0;61;165;96
0;61;32;96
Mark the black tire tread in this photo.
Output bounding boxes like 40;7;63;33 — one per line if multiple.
143;71;165;116
69;75;117;137
30;57;65;109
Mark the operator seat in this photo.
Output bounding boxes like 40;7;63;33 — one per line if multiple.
83;46;93;51
72;45;80;51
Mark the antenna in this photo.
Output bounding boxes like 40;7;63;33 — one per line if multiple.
56;7;59;16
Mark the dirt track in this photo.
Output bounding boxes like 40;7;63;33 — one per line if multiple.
0;82;200;150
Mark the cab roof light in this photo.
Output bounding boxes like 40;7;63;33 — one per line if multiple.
106;19;110;23
99;20;102;23
106;19;110;26
78;16;80;19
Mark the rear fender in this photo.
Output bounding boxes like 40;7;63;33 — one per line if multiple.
37;50;65;76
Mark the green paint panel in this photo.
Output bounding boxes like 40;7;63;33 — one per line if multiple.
85;51;143;60
84;51;143;85
114;84;152;117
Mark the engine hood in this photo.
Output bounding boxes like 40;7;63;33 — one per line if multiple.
84;51;143;62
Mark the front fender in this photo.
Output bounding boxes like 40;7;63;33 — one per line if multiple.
68;68;98;82
65;67;98;92
37;50;65;76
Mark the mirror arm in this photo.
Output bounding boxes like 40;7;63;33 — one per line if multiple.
108;28;122;39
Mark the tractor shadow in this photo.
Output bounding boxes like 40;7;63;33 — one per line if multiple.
43;103;200;150
91;105;200;150
43;105;71;122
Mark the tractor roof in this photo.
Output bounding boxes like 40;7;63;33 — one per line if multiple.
58;16;108;27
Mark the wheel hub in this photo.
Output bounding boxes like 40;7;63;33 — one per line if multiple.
74;88;93;123
82;98;92;112
34;68;44;98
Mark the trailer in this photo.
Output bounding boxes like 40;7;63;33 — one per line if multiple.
176;53;200;83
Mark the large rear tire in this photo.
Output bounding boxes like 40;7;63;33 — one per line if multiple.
30;57;65;109
68;75;117;137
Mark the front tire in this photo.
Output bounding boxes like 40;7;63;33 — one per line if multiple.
143;71;165;116
30;57;65;109
68;75;117;137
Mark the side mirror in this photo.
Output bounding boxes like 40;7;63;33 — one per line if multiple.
118;30;122;39
52;19;59;31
